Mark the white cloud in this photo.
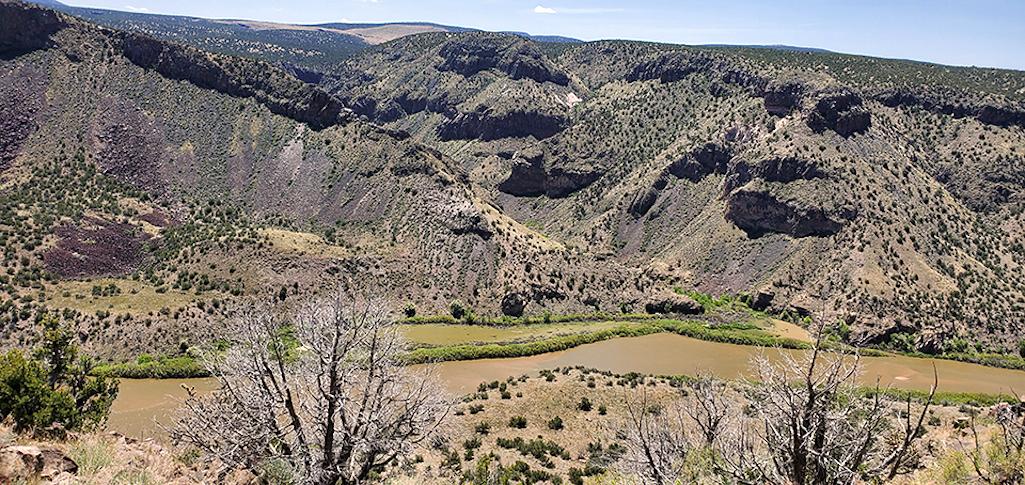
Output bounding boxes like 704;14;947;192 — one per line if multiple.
533;5;624;15
124;5;150;12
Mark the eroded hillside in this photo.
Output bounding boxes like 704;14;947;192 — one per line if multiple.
325;32;1025;350
2;0;1024;356
0;1;654;358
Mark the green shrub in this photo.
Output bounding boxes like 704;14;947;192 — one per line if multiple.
93;355;208;378
402;324;661;364
509;416;527;429
0;314;118;435
577;397;593;412
547;416;564;430
496;436;567;467
449;300;467;320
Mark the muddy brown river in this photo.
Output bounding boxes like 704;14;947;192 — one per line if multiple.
108;333;1025;438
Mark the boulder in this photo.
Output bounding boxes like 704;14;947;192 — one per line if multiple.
806;91;871;137
224;468;260;485
501;292;528;317
644;293;703;315
750;290;775;312
0;445;77;482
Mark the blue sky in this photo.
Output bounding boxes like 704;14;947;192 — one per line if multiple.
64;0;1025;70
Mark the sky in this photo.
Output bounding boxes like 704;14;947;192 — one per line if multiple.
62;0;1025;71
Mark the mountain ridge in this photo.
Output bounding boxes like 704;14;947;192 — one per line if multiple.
2;0;1025;358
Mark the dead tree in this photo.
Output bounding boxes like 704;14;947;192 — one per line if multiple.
169;292;452;485
966;394;1025;484
716;330;937;485
618;388;695;485
687;373;731;446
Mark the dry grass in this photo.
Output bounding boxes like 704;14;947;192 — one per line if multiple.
391;368;1000;484
260;228;348;259
45;279;200;315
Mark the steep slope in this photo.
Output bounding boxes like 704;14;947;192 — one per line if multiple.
0;1;652;358
329;34;1025;351
4;0;1025;355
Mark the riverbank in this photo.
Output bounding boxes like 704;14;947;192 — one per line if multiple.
106;332;1025;439
93;317;809;377
92;314;1025;379
13;367;1008;484
94;362;1016;485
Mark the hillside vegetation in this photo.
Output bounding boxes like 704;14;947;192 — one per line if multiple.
1;0;1024;359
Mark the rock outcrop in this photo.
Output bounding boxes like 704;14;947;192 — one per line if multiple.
755;157;827;183
726;189;844;238
501;292;529;316
0;1;66;56
626;52;715;83
626;51;772;98
627;174;671;219
644;292;703;315
0;2;353;131
806;90;871;137
438;108;567;141
976;105;1025;127
722;157;826;195
116;33;352;130
437;35;570;85
749;290;775;312
762;82;805;116
667;143;732;182
875;88;1025;129
0;445;77;482
498;150;600;198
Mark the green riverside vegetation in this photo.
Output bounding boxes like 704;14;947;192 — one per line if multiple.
92;354;208;379
92;312;1025;381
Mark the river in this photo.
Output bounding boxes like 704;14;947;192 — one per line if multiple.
107;333;1025;439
